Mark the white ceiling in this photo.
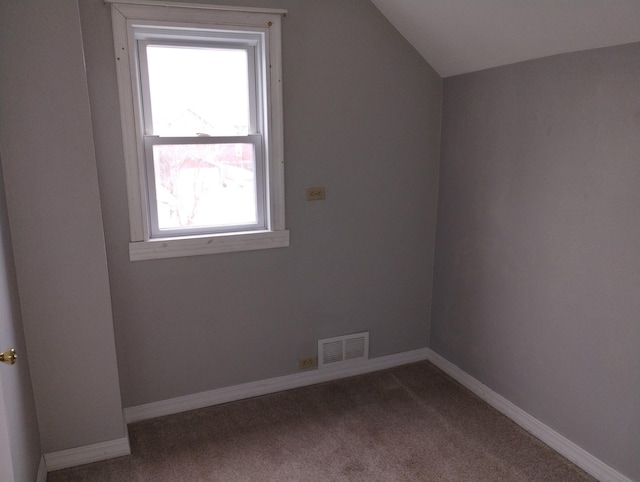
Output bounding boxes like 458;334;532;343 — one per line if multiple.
371;0;640;77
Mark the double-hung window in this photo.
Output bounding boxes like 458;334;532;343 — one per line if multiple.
109;1;288;260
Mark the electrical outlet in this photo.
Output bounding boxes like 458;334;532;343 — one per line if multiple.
306;187;326;201
298;356;318;370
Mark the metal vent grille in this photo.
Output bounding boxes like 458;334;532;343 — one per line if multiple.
322;340;343;364
318;332;369;369
345;337;366;360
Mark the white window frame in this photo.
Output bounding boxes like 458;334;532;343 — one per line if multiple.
108;1;288;261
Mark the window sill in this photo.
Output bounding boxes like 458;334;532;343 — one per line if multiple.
129;230;289;261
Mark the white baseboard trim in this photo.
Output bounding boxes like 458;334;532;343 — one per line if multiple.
69;348;631;481
44;436;131;472
425;349;633;482
36;455;47;482
124;347;430;423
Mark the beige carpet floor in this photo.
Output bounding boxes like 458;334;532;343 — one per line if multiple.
48;361;594;481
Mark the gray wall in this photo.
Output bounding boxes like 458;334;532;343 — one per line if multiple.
0;1;637;478
432;43;640;480
78;0;442;408
0;1;125;452
0;161;41;482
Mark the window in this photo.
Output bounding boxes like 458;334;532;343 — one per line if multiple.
109;1;288;260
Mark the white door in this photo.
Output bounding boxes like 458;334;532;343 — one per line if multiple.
0;377;14;481
0;169;41;481
0;216;18;480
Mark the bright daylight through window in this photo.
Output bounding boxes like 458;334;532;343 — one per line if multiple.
109;2;288;260
142;41;263;236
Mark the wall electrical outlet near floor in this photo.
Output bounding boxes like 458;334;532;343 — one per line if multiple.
298;356;318;370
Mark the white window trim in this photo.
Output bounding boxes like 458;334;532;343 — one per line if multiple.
105;0;287;16
109;1;288;261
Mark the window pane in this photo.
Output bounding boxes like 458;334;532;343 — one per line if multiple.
151;144;257;231
146;46;250;136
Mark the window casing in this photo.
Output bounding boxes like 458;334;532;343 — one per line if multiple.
109;2;288;260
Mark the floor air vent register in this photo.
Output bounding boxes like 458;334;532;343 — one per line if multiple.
318;332;369;369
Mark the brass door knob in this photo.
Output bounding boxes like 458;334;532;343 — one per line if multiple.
0;349;16;365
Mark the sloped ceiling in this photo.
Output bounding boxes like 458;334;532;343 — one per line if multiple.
371;0;640;77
